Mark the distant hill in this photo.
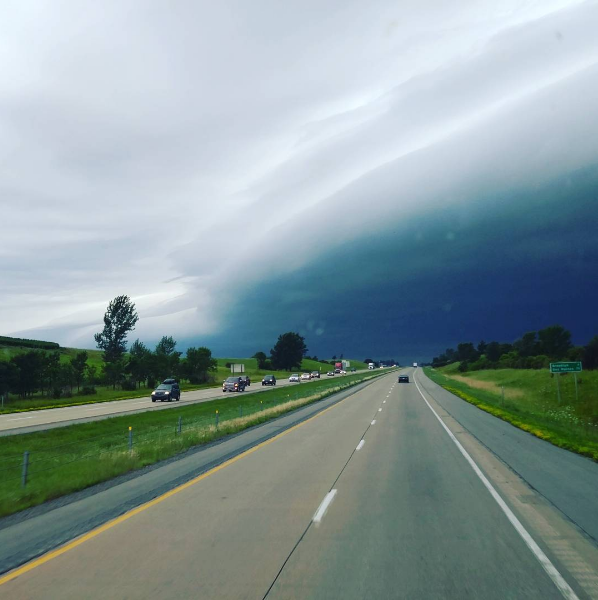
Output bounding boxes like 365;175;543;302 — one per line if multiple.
0;335;59;351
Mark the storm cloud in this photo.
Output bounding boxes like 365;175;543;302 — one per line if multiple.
1;0;597;362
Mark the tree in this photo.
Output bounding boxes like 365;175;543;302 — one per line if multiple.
70;351;88;392
94;295;139;363
154;336;181;380
127;340;151;387
485;342;502;362
364;358;373;364
184;347;217;383
537;325;572;358
252;351;268;370
477;340;487;355
457;343;479;363
10;351;45;398
270;332;308;371
514;332;538;358
0;361;19;399
583;336;598;370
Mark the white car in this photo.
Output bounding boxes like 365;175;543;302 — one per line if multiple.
300;373;311;381
340;370;347;375
289;374;300;382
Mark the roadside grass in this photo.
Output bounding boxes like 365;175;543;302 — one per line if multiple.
0;370;386;518
425;366;598;461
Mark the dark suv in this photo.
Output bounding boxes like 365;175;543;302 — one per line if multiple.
151;381;181;402
239;375;251;387
223;376;246;392
262;375;276;386
398;375;409;383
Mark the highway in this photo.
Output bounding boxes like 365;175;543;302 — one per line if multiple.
1;369;597;599
0;372;362;436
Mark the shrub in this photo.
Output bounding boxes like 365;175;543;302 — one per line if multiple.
52;388;62;399
121;379;137;391
80;386;97;396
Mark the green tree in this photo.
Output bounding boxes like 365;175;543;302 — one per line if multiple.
457;343;478;363
70;351;88;392
583;336;598;370
184;347;217;383
514;332;538;358
252;351;268;370
537;325;572;358
485;342;501;362
0;361;19;400
154;336;181;380
270;332;307;371
10;351;45;398
94;295;139;363
127;339;151;387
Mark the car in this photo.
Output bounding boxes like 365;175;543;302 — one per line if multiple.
289;374;300;382
350;368;356;372
398;375;410;383
222;376;246;392
311;371;320;379
239;375;251;387
301;373;312;381
151;382;180;402
327;371;335;376
340;370;347;375
334;368;341;374
262;374;276;386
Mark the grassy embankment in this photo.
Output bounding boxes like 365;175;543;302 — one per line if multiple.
0;369;386;518
0;342;363;413
425;364;598;461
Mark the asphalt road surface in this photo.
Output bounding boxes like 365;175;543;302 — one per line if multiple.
0;372;366;436
1;369;597;599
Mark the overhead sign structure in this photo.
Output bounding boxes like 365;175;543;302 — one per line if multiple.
549;362;582;373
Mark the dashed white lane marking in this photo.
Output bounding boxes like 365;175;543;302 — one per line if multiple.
371;420;376;425
313;490;338;525
413;377;579;600
378;408;382;412
383;400;386;404
356;440;365;451
7;416;33;421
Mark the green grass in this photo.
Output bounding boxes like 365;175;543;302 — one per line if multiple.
0;370;386;518
425;365;598;461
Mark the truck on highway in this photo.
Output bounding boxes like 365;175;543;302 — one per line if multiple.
413;362;418;368
368;362;375;369
335;362;343;372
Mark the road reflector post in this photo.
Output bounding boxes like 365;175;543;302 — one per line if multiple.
215;410;219;428
21;451;29;488
501;386;505;406
128;426;133;451
177;416;182;435
238;406;242;418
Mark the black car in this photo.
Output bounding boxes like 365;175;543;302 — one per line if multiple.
239;375;251;387
223;376;246;392
398;375;409;383
151;382;181;402
262;375;276;386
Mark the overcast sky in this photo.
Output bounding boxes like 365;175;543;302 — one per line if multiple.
1;0;597;362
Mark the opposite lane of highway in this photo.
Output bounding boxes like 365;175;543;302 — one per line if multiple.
0;372;366;436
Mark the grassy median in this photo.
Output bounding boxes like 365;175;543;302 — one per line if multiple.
0;371;386;518
425;365;598;461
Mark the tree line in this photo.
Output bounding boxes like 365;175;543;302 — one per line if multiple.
0;295;217;400
432;325;598;372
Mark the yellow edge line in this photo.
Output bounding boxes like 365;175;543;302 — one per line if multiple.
0;397;346;586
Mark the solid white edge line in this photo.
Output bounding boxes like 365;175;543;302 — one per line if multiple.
313;489;338;524
356;439;365;451
413;377;578;600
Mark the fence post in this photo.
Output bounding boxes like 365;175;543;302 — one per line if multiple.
501;386;505;406
128;426;133;451
178;416;182;435
22;451;29;488
238;406;242;418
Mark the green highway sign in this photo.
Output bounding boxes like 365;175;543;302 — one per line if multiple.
550;362;582;373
